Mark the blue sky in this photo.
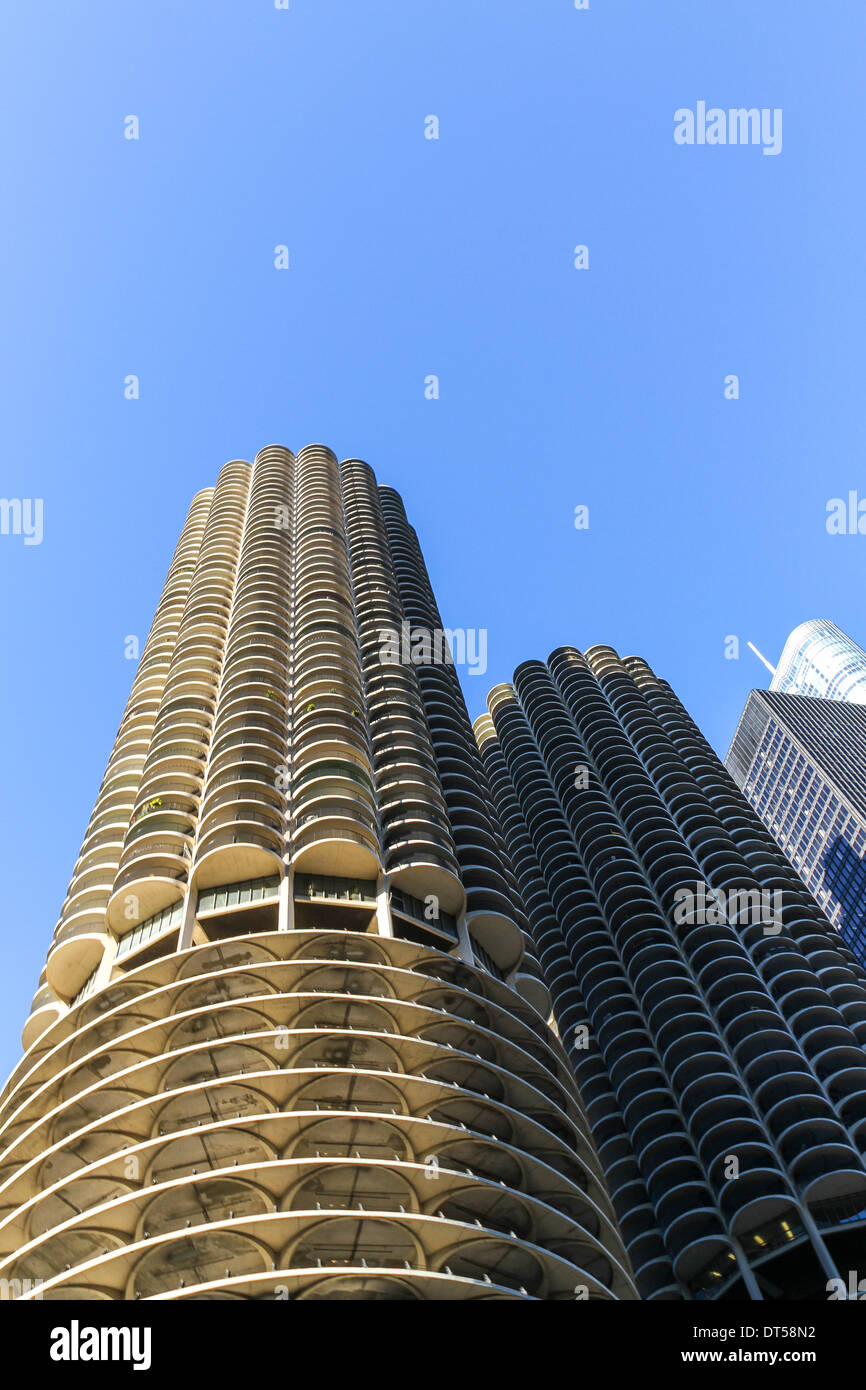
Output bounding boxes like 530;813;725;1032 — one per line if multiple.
1;0;864;1079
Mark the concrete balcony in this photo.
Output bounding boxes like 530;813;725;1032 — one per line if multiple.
46;922;111;1000
107;839;192;928
291;821;381;879
193;817;285;890
22;982;66;1052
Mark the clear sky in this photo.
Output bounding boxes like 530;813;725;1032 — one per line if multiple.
1;0;864;1080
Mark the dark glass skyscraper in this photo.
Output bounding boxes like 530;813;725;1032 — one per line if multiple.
727;690;866;968
475;645;866;1301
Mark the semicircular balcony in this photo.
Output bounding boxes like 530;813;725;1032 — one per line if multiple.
290;812;381;880
800;1162;866;1212
208;709;285;754
198;770;282;819
107;834;192;929
66;844;120;890
46;920;111;1000
694;1110;766;1168
718;1168;795;1234
146;717;210;752
780;1112;857;1167
463;907;523;976
22;978;67;1051
292;667;361;705
380;799;454;850
215;693;288;736
388;857;465;919
77;820;130;862
93;767;144;806
292;726;371;770
193;810;285;890
292;755;375;802
57;876;114;931
669;1218;732;1285
220;653;289;689
292;643;363;689
377;791;453;853
136;761;206;804
124;794;197;841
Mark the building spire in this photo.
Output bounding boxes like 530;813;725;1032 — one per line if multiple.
747;640;777;677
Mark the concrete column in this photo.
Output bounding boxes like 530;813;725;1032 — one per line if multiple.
177;887;198;951
376;876;394;937
92;941;117;992
278;868;293;932
799;1204;844;1287
455;912;474;965
729;1238;764;1300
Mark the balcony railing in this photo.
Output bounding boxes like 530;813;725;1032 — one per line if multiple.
294;872;377;904
123;839;192;863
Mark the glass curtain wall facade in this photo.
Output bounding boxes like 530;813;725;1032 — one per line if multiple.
771;620;866;705
727;691;866;968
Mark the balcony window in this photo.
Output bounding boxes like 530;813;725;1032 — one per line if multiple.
294;873;377;904
115;899;184;960
197;875;281;915
390;887;457;940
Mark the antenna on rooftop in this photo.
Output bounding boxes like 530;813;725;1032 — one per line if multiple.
747;642;776;678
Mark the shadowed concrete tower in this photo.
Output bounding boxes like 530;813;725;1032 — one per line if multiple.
475;646;866;1301
0;448;635;1303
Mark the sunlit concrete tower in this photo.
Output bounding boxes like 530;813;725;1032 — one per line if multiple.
0;448;635;1303
475;645;866;1302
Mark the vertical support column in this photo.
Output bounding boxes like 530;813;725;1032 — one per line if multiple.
279;869;294;933
92;943;116;993
799;1206;844;1286
376;876;394;937
728;1239;765;1301
177;888;198;951
455;911;474;966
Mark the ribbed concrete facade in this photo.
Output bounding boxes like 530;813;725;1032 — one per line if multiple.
0;449;635;1302
475;645;866;1301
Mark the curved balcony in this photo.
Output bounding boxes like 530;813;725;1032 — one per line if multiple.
389;861;466;919
45;922;111;1001
511;969;551;1020
22;981;67;1052
193;815;285;890
290;819;381;879
464;909;524;976
107;839;192;929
